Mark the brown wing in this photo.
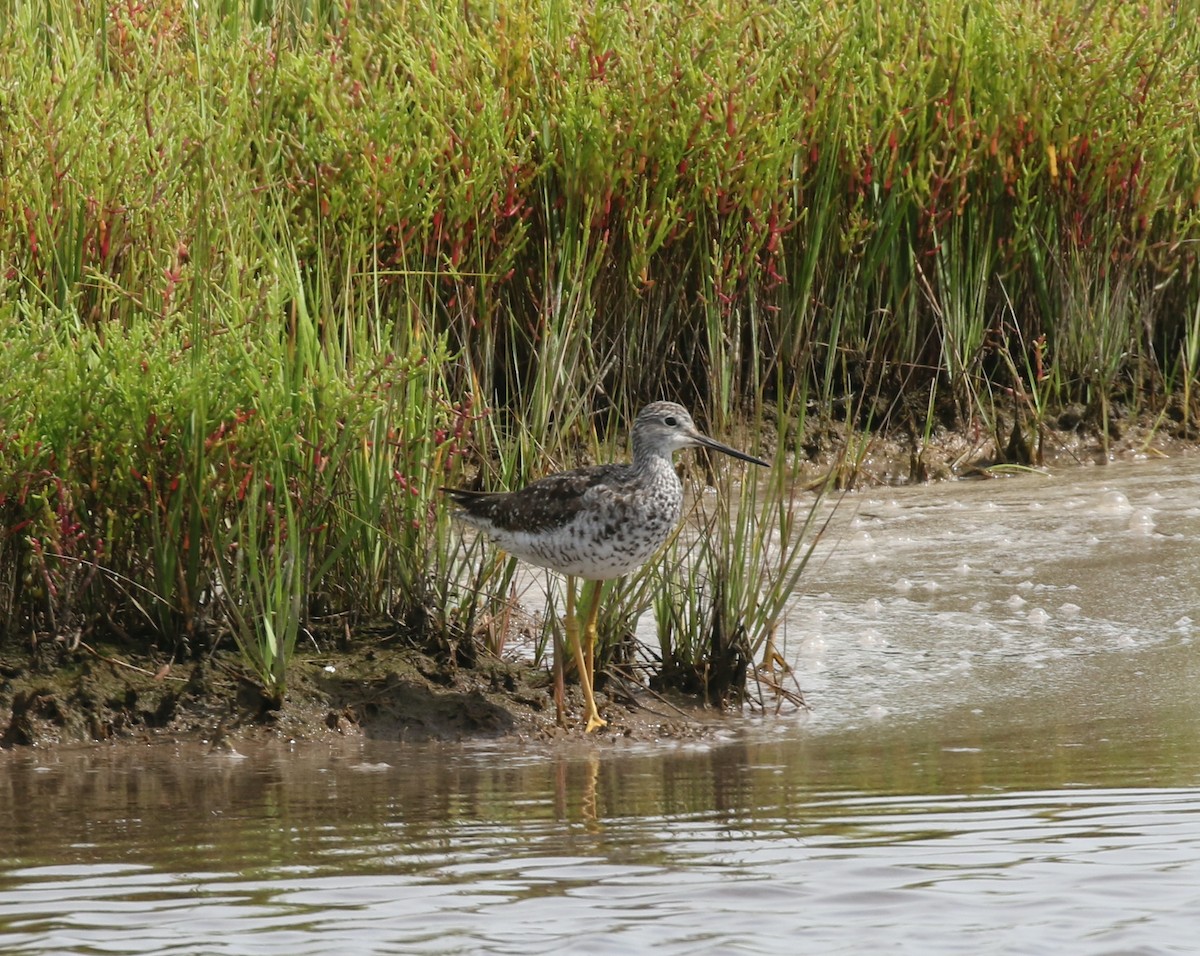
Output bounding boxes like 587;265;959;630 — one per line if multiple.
444;464;628;534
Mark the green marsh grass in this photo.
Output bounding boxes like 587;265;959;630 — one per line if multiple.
651;393;828;708
2;0;1200;708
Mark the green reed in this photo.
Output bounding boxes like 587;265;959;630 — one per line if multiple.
650;389;828;706
2;0;1199;705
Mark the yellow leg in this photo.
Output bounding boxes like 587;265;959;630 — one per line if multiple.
577;579;607;733
564;578;590;728
552;584;567;726
760;631;790;676
580;579;605;689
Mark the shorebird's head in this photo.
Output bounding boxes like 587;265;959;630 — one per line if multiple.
632;401;769;466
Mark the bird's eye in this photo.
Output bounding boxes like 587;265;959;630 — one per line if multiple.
664;416;678;427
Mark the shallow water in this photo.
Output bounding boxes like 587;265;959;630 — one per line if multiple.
3;457;1200;955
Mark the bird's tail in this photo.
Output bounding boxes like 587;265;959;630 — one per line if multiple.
441;487;493;506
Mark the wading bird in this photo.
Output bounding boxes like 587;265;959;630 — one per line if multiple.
444;401;768;732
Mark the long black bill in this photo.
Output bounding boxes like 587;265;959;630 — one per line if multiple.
693;432;770;468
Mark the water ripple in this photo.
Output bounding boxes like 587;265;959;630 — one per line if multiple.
3;785;1199;955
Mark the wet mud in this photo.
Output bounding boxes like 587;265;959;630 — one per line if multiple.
0;634;738;749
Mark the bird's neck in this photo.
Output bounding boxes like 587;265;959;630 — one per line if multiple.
633;448;681;483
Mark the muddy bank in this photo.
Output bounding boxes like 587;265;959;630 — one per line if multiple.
2;411;1193;751
0;634;743;750
796;402;1198;486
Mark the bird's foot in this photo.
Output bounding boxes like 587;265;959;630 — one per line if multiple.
584;711;608;734
761;647;791;678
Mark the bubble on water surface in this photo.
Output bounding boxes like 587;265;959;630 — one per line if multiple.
1128;508;1156;535
1006;594;1028;608
1026;607;1052;625
800;635;828;659
1059;602;1082;618
795;606;828;631
1096;490;1132;513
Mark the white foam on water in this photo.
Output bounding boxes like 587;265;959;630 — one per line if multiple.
780;456;1200;729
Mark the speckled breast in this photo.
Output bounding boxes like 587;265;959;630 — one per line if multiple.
525;472;684;579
